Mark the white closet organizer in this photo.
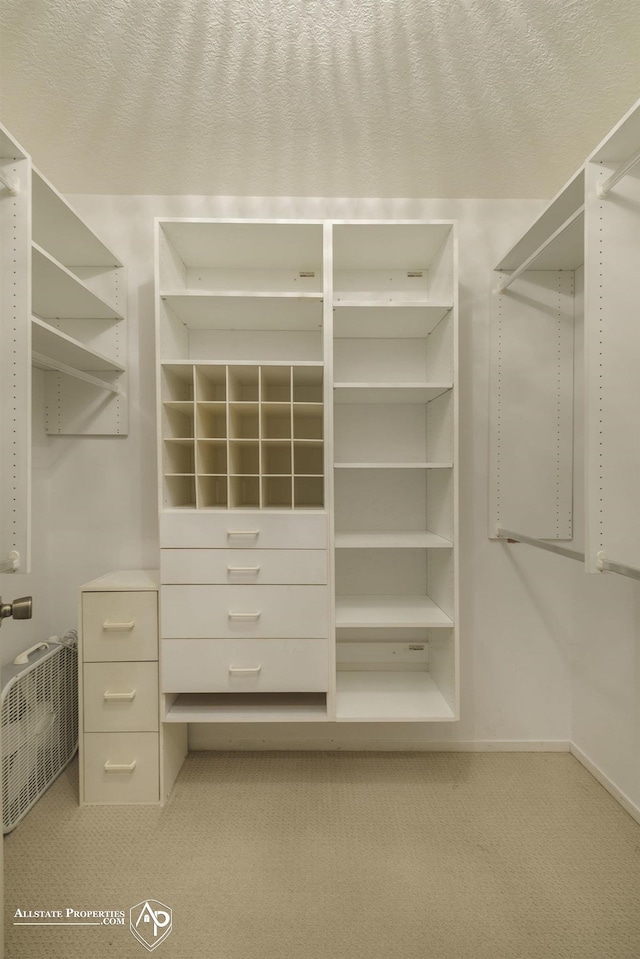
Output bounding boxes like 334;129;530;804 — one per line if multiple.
332;223;458;722
490;97;640;581
0;123;127;573
155;218;458;727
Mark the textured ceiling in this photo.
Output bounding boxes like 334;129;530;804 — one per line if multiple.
1;0;640;198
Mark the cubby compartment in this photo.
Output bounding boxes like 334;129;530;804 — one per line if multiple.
293;366;323;403
229;404;260;439
163;402;195;439
196;365;226;401
198;476;228;509
261;366;292;402
262;476;293;508
197;440;227;475
196;403;227;439
164;439;195;474
229;476;260;509
229;441;260;475
294;441;323;475
228;365;259;402
262;441;292;475
262;404;292;439
164;475;196;509
293;405;323;440
162;365;195;402
294;477;324;509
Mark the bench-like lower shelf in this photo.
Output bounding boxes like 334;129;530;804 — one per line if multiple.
336;671;455;722
164;692;328;723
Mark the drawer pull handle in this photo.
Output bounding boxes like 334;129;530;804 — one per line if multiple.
104;760;137;773
228;611;261;621
227;529;260;538
227;565;261;574
102;620;135;632
229;665;262;675
103;690;137;702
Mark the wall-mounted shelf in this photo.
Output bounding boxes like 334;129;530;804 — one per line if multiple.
32;244;122;320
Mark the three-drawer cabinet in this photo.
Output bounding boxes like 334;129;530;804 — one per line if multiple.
79;570;187;805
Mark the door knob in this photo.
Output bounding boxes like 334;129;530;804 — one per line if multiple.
0;595;33;626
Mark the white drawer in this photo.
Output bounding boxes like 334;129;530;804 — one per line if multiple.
161;638;328;693
83;732;159;804
160;511;327;549
83;662;159;733
161;585;329;638
82;592;158;663
160;549;327;585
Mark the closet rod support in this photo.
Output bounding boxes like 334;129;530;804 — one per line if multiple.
496;206;584;293
32;351;121;394
596;147;640;198
0;171;18;195
495;527;585;563
596;551;640;581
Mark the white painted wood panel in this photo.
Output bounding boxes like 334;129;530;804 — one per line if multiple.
83;662;159;732
83;732;159;804
160;510;327;548
82;591;158;662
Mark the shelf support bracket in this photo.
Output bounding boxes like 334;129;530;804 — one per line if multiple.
32;352;121;394
596;147;640;198
596;551;640;581
0;170;19;196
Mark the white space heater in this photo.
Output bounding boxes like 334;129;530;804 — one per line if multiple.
1;633;78;833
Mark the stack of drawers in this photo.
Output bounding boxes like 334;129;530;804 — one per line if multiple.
160;513;329;697
80;572;161;804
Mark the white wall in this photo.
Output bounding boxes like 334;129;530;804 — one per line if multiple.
2;191;636;809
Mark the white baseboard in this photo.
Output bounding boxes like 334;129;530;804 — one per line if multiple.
570;743;640;826
188;729;571;753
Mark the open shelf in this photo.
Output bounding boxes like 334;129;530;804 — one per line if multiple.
335;595;453;628
164;692;328;723
32;244;123;320
160;293;323;330
333;304;452;337
334;462;453;470
32;316;124;373
335;671;455;721
334;383;452;404
31;168;122;268
335;530;453;549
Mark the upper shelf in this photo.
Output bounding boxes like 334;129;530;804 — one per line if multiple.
332;222;453;271
32;244;124;320
495;169;585;273
32;168;122;268
333;304;452;337
160;292;323;331
0;125;27;161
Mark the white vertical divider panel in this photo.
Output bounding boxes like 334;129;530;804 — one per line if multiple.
584;161;640;573
489;271;574;540
323;223;336;719
0;133;31;572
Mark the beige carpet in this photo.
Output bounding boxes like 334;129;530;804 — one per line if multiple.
4;751;640;959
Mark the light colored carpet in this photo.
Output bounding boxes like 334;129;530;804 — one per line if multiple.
4;751;640;959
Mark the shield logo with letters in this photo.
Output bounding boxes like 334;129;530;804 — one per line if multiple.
130;899;173;951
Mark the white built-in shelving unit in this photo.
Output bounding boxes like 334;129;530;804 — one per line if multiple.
0;124;127;574
331;223;458;722
490;97;640;582
155;217;458;730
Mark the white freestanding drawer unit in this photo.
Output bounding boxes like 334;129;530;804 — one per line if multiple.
79;571;187;805
155;218;458;731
